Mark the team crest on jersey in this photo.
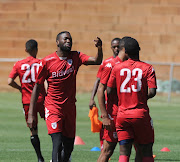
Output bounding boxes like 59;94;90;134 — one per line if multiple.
51;122;57;129
67;59;73;65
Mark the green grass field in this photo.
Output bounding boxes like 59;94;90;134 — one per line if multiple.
0;92;180;162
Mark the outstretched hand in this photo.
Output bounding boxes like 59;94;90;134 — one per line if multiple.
94;37;102;47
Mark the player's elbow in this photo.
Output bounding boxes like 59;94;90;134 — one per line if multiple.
7;78;13;86
148;88;156;99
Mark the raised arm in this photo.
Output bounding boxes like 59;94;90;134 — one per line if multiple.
89;77;100;109
86;37;103;65
8;77;21;92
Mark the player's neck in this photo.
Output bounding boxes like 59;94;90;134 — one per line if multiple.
28;53;36;58
56;50;69;57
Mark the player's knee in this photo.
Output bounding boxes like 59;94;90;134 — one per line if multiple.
101;145;114;157
140;143;153;157
51;132;63;150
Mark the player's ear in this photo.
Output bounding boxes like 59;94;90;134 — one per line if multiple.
56;40;60;47
25;49;28;53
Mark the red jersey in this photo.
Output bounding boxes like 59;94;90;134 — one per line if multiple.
100;56;122;116
96;56;114;78
9;56;46;104
36;51;90;107
107;59;157;118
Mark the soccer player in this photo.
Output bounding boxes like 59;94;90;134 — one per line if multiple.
27;31;103;162
106;36;157;162
8;39;46;162
89;37;121;153
97;38;128;162
89;38;121;109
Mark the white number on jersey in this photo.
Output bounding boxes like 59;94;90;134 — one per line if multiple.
21;63;40;83
120;68;143;93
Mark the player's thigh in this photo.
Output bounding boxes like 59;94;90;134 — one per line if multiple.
45;107;63;135
62;103;76;138
116;117;134;142
36;102;45;119
23;104;38;127
132;117;154;144
103;115;118;143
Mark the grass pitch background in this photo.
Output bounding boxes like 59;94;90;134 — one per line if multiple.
0;92;180;162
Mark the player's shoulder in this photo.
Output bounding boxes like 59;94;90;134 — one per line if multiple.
103;56;113;63
42;52;56;62
138;60;153;69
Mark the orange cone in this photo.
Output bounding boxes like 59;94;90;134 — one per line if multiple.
160;147;170;152
74;136;85;145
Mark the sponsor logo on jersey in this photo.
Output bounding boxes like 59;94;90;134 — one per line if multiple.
52;66;74;78
105;63;112;68
67;59;73;65
51;122;57;129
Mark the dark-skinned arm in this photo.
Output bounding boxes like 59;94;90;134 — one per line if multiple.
27;83;41;128
97;82;111;131
148;88;156;100
8;78;21;92
89;77;100;109
86;37;103;65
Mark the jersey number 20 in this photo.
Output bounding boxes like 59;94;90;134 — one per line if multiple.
120;68;143;93
21;63;40;83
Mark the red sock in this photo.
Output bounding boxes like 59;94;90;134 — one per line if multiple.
143;157;154;162
119;155;129;162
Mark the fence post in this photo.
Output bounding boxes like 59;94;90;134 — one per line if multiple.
168;63;174;102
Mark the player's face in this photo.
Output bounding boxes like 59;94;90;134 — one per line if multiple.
111;40;120;57
57;33;72;52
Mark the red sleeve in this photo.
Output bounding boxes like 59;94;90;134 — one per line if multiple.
96;64;103;78
107;67;116;88
147;65;157;89
100;62;113;85
9;62;19;79
36;59;48;85
78;51;90;66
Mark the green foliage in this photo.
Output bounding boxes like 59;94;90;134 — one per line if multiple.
0;92;180;161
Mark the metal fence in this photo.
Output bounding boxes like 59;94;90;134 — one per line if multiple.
1;58;180;103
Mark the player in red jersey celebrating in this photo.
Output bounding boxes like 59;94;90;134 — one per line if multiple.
8;39;46;162
106;37;157;162
89;38;121;109
27;31;103;162
89;38;121;155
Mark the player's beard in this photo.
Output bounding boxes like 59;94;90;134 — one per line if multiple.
59;44;72;52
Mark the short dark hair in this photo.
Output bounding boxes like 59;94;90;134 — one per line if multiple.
25;39;38;52
120;36;140;56
56;31;71;41
111;38;121;44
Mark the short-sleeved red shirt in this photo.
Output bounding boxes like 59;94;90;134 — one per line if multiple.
96;56;114;78
108;59;157;118
100;56;122;115
36;51;90;108
9;56;46;104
